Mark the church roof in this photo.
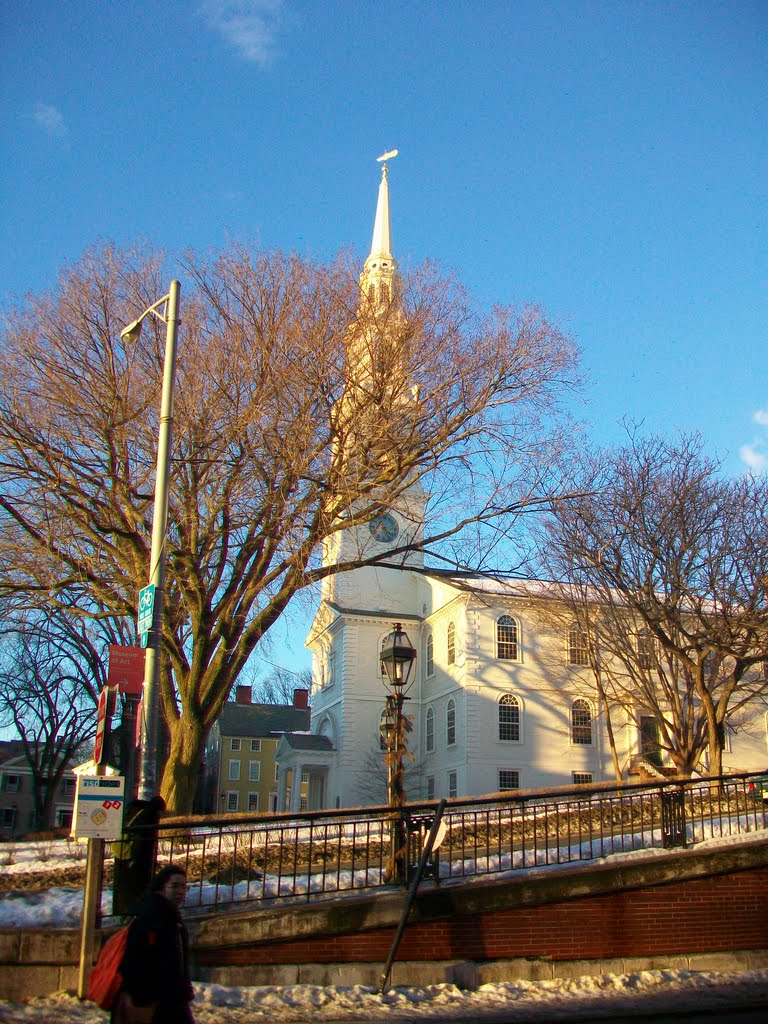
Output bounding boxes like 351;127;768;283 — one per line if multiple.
280;733;334;752
217;702;311;738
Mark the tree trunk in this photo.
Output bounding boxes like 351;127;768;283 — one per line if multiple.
160;714;207;814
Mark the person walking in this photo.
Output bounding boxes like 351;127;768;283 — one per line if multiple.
112;864;195;1024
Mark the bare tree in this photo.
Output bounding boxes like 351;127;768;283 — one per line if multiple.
0;243;579;812
0;608;121;829
249;666;313;706
542;431;768;778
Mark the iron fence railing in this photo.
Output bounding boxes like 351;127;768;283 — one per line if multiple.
114;770;768;917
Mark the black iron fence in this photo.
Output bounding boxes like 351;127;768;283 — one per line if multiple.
112;770;768;917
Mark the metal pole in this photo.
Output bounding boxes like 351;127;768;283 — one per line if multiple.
137;280;180;801
378;799;447;994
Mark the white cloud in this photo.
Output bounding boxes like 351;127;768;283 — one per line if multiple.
739;444;767;473
201;0;284;64
33;102;68;138
753;409;768;427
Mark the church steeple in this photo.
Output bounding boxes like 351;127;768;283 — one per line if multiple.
360;150;398;311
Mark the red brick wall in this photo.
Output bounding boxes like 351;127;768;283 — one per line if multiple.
200;867;768;966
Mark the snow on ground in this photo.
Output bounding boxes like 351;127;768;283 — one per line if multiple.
1;971;768;1023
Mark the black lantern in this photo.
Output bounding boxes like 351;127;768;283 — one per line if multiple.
379;623;417;691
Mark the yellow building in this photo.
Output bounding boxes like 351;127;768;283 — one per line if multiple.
204;686;311;814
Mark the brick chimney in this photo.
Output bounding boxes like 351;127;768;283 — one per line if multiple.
235;685;252;705
293;688;309;709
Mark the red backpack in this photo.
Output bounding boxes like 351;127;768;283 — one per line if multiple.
87;924;130;1010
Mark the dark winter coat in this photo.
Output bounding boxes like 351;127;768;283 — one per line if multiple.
116;891;194;1024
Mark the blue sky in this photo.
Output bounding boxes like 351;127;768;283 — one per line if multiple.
1;0;767;674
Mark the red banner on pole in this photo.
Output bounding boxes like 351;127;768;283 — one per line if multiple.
108;645;145;696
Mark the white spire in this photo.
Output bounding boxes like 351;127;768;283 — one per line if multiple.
361;151;398;309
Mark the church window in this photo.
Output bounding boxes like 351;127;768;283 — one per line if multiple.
636;630;655;670
425;707;435;752
425;632;434;677
380;282;390;304
447;622;456;665
567;625;590;666
496;615;518;660
368;283;375;304
448;770;458;798
499;694;521;742
446;698;456;746
498;770;519;791
572;772;593;785
426;776;435;800
571;699;593;745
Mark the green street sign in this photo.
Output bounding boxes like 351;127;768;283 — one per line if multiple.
137;584;155;635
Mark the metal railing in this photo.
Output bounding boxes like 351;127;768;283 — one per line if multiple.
115;770;768;916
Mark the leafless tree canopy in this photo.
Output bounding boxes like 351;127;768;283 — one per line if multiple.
541;431;768;777
0;243;579;811
0;609;117;829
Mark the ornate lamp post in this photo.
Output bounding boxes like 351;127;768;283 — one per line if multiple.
379;622;417;881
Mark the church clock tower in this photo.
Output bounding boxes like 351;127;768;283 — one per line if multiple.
323;152;425;611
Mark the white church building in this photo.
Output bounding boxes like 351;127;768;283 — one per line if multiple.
274;161;768;812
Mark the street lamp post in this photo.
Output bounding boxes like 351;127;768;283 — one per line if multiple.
379;622;417;882
120;280;181;802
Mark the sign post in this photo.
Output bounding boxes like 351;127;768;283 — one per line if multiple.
75;762;124;999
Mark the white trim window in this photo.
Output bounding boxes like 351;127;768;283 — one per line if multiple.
230;738;241;751
247;792;259;812
248;761;261;782
496;615;519;660
446;698;457;746
250;739;262;752
448;770;458;798
425;632;434;677
571;699;593;745
567;625;590;666
226;791;239;811
498;769;519;791
499;694;521;742
447;621;456;665
228;760;241;781
425;706;435;752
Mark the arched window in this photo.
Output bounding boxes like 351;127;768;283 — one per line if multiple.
571;699;592;745
446;698;456;746
496;615;518;660
447;621;456;665
567;625;589;666
499;694;521;741
425;632;434;677
425;707;435;752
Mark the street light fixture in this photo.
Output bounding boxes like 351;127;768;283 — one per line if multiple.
121;280;181;802
379;622;417;881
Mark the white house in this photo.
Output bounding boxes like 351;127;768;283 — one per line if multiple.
274;161;768;812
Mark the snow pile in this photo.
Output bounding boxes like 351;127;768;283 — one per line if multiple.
0;970;768;1022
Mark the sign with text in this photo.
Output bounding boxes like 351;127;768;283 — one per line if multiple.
72;775;125;839
137;583;155;636
108;645;145;696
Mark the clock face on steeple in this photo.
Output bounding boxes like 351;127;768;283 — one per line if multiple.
368;513;399;543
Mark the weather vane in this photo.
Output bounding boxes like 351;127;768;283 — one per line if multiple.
377;149;398;164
